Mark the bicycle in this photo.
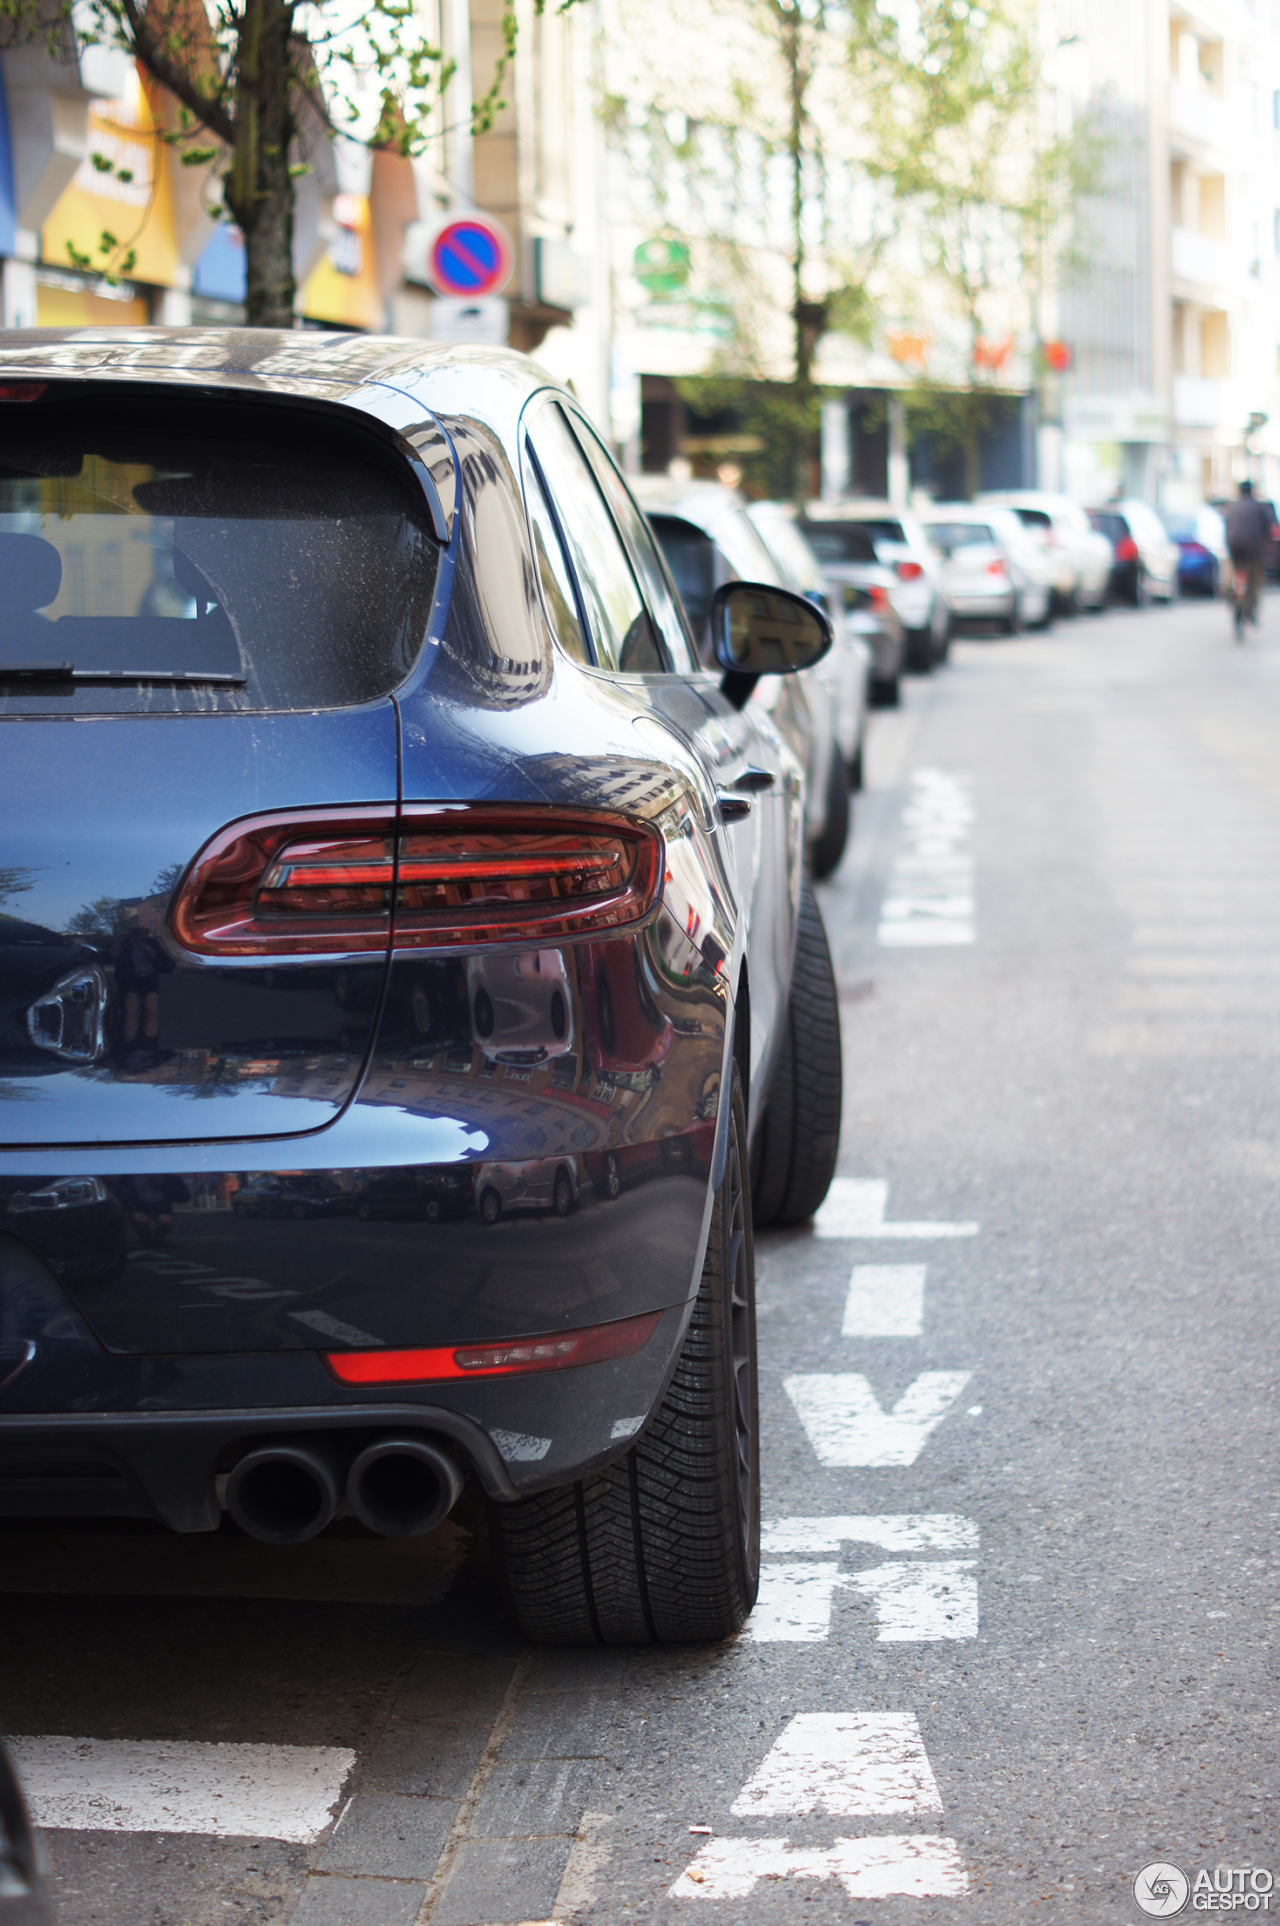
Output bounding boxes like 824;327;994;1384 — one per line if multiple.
1226;560;1258;640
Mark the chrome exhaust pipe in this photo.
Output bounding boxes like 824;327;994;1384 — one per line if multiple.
224;1441;344;1545
347;1436;464;1539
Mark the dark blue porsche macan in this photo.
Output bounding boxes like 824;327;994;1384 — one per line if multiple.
0;330;842;1644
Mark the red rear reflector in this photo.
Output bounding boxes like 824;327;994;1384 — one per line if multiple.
894;560;924;580
1115;536;1139;562
324;1309;663;1384
0;383;45;402
171;806;663;957
393;809;661;948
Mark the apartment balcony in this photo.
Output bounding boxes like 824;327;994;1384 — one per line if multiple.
1171;225;1231;293
1168;80;1231;156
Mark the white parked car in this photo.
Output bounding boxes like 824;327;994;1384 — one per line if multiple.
801;501;950;673
635;477;849;877
920;504;1054;632
746;500;870;790
975;490;1111;613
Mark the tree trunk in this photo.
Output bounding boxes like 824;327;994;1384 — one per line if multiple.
224;0;297;328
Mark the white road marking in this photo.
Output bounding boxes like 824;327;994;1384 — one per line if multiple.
813;1178;978;1240
670;1833;969;1899
748;1565;852;1642
9;1737;355;1842
760;1513;978;1557
842;1262;927;1335
878;769;975;948
847;1560;978;1640
730;1713;943;1817
785;1371;972;1466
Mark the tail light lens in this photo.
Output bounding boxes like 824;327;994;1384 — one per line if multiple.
895;560;925;581
394;808;661;948
172;808;397;955
324;1308;662;1384
986;558;1008;577
870;585;891;612
171;806;662;957
1115;536;1139;563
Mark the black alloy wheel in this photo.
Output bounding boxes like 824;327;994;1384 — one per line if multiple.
491;1066;760;1643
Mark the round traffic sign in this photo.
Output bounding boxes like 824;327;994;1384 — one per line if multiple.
427;216;514;299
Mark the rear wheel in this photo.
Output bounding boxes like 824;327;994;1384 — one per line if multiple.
751;884;842;1228
491;1070;758;1644
809;752;850;880
869;673;900;708
904;627;933;674
480;1188;502;1225
552;1169;574;1217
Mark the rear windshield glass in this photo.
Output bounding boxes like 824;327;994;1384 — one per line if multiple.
1013;508;1051;530
0;388;439;714
798;521;878;565
927;522;996;550
1089;512;1127;542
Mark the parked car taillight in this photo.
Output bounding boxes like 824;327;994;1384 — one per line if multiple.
894;560;924;581
171;806;663;956
1114;536;1139;563
870;585;891;612
394;808;661;948
986;558;1008;577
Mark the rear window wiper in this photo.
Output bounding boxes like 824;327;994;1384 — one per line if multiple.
0;663;246;687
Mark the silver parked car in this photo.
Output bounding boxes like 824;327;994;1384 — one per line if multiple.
920;504;1054;633
635;477;849;877
975;490;1112;613
802;501;950;672
795;516;909;706
746;500;870;791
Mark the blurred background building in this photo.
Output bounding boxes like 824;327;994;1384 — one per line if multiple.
0;0;1275;508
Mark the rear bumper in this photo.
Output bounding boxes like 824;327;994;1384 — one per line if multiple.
0;1299;693;1525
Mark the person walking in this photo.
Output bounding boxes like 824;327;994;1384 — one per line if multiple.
1224;479;1269;632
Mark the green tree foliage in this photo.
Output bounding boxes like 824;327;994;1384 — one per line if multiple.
0;0;575;326
847;0;1097;493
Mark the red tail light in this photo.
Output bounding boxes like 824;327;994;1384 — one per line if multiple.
394;808;661;948
324;1309;662;1384
1115;536;1138;563
894;560;925;581
0;383;45;401
986;558;1008;577
870;585;891;611
171;806;662;957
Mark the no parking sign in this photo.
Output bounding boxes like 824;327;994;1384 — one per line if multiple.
423;215;514;300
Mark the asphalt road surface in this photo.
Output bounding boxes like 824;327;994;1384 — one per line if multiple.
3;590;1278;1925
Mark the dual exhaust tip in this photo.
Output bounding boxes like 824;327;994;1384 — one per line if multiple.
225;1434;464;1544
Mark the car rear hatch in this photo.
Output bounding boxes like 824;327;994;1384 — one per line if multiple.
0;382;442;1147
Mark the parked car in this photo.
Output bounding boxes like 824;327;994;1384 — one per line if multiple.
229;1174;353;1220
0;327;844;1647
794;517;909;705
802;501;949;672
1161;505;1228;597
919;504;1054;633
1087;501;1179;604
634;476;850;878
745;500;870;791
475;1156;582;1222
354;1169;472;1222
976;489;1112;612
0;1737;54;1926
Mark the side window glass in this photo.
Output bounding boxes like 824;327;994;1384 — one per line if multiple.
646;515;719;664
566;414;700;675
523;442;591;664
526;401;664;673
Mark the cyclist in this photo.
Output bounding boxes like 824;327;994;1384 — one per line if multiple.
1224;479;1269;636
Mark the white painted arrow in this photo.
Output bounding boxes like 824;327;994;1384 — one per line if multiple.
847;1559;978;1641
671;1833;968;1900
730;1713;943;1818
784;1371;972;1467
842;1263;927;1336
813;1180;978;1240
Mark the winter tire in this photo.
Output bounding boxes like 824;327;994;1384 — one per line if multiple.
751;883;842;1227
490;1068;759;1644
870;673;900;709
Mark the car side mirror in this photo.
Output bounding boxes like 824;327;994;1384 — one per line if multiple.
710;582;832;707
